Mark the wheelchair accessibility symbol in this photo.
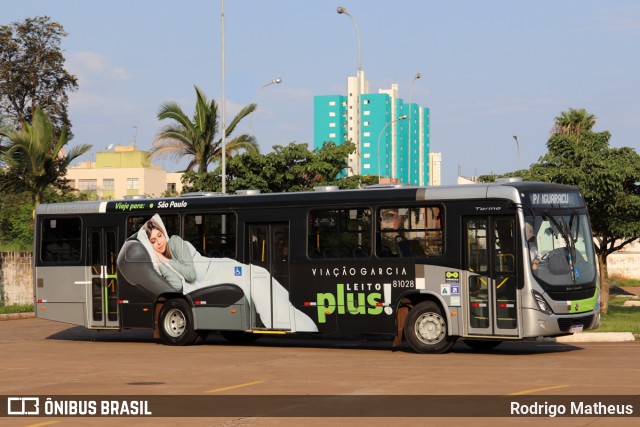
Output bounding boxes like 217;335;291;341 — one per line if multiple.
234;266;243;276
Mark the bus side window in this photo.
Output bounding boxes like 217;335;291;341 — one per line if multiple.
376;206;444;258
184;213;236;259
308;208;372;259
40;217;82;263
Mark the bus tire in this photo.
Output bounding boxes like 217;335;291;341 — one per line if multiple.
404;301;455;354
158;299;199;346
220;331;261;344
193;332;209;345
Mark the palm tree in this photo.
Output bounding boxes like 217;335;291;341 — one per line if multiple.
151;85;259;173
552;108;596;141
0;108;91;204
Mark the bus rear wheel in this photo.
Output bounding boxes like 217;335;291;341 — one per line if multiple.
405;301;455;354
158;299;200;346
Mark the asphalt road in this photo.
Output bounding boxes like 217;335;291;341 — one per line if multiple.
1;318;638;427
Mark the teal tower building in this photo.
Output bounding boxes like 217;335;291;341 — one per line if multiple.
314;76;431;185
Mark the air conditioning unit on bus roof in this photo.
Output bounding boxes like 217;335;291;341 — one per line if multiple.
365;183;414;189
313;185;340;192
235;189;261;195
180;191;227;197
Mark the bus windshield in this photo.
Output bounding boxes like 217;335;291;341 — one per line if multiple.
525;213;596;286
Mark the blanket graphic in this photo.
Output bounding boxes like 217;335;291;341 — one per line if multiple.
117;214;318;332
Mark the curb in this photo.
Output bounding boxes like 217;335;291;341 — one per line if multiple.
0;312;35;321
551;332;636;343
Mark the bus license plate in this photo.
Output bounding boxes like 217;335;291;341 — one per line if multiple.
570;325;584;333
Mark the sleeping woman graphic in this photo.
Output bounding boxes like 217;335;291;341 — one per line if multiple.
118;214;318;332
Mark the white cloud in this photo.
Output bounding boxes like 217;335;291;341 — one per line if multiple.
68;91;140;116
67;51;130;86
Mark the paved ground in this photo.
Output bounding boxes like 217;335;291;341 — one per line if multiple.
0;317;639;426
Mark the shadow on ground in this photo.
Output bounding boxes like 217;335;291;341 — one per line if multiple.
46;326;583;355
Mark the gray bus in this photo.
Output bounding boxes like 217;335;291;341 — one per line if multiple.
33;180;599;353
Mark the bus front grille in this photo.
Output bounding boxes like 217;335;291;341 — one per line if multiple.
546;287;596;301
557;315;594;332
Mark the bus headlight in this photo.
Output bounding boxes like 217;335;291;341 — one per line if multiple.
532;290;553;315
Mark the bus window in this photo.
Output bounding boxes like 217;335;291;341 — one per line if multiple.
466;219;488;273
308;208;372;259
127;215;179;238
377;206;443;258
40;217;82;263
494;219;515;273
184;213;236;258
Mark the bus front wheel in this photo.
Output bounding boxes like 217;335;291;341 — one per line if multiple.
404;301;456;354
158;299;200;346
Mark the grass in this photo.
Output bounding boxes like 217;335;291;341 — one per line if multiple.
609;275;640;287
596;297;640;335
0;303;34;315
0;243;32;252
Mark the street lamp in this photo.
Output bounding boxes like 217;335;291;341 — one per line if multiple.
337;6;361;72
221;0;226;193
250;77;282;137
378;115;407;182
513;135;520;170
337;6;363;176
407;72;421;185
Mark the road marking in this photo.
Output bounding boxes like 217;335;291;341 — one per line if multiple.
206;380;264;393
508;385;570;395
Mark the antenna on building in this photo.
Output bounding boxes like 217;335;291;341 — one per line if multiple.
132;125;138;148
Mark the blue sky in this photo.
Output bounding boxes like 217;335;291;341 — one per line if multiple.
4;0;640;184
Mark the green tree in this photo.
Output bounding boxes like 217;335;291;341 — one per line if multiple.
526;109;640;314
151;85;258;173
0;108;91;204
0;186;89;251
0;191;34;251
552;108;596;142
0;16;78;132
182;141;362;193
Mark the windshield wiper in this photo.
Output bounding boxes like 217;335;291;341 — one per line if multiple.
547;214;577;282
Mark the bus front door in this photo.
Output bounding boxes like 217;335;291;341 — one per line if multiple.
248;223;291;330
87;228;119;329
464;217;518;337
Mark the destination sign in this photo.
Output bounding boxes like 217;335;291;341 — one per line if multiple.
527;192;583;208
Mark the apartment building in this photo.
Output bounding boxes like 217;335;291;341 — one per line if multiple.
65;145;183;200
314;71;438;186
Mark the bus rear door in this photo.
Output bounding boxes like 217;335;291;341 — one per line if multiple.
464;217;519;337
248;223;291;330
87;227;120;329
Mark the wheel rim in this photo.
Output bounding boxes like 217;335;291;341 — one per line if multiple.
163;308;186;338
414;312;446;345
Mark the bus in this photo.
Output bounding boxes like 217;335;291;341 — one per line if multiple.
33;180;600;353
